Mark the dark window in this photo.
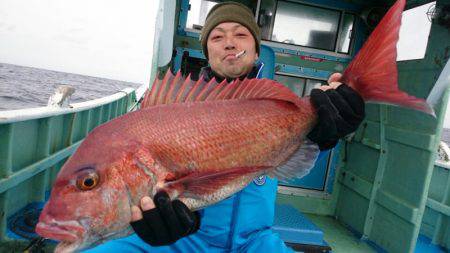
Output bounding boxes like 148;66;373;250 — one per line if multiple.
274;73;327;97
259;1;355;54
337;13;354;54
271;1;340;51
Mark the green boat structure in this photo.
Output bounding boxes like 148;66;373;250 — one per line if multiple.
1;0;450;252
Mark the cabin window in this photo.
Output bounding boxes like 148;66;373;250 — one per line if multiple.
337;13;354;54
258;1;356;54
186;0;217;30
185;0;257;31
274;74;326;97
270;1;340;51
396;2;434;61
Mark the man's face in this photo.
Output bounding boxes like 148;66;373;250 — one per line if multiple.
207;22;258;79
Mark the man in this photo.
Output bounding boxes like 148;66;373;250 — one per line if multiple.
86;2;364;252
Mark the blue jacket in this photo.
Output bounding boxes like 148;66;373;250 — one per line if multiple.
196;63;278;249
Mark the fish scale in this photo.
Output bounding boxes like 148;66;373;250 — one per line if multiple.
36;0;436;251
132;98;314;172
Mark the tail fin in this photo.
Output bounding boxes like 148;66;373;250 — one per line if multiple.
341;0;434;115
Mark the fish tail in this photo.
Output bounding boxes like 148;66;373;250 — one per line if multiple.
341;0;434;115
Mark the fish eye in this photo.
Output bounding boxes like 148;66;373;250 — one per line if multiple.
76;170;100;191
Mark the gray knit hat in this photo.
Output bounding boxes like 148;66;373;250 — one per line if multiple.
200;2;261;59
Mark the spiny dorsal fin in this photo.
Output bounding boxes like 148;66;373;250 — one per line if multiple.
141;70;303;109
174;73;195;103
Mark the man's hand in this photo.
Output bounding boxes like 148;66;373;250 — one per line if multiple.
307;73;365;150
130;191;200;246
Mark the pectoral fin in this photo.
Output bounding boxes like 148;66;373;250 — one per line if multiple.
162;166;268;209
269;139;320;181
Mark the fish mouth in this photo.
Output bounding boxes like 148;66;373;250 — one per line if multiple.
35;220;84;242
53;227;133;253
36;220;87;252
36;218;133;252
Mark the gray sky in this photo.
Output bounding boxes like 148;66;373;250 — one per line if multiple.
0;0;158;84
397;2;433;61
396;2;450;128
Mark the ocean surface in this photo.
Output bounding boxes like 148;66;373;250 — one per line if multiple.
0;62;142;110
441;128;450;144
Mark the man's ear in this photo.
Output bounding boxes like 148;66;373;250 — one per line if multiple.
254;53;259;61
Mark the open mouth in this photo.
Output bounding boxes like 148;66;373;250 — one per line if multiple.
36;220;85;240
35;218;133;252
36;221;85;252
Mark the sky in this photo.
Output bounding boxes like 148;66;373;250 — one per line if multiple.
0;0;448;127
396;2;450;128
0;0;158;84
397;2;433;61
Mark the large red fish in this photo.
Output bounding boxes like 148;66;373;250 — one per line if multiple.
36;0;432;251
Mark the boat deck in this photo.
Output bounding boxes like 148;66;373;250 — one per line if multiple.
305;214;376;253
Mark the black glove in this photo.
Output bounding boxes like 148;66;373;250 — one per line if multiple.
307;84;365;150
130;191;200;246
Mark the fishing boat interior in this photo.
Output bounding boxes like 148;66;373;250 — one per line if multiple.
1;0;450;252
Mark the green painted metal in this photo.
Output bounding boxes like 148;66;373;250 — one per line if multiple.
332;10;450;252
0;90;138;246
277;1;450;252
306;214;377;252
427;198;450;217
421;163;450;249
362;106;388;239
0;140;82;195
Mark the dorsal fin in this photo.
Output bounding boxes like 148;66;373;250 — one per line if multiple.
174;73;195;103
141;76;159;108
141;70;303;109
163;71;183;104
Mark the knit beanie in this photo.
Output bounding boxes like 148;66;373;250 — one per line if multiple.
200;2;261;59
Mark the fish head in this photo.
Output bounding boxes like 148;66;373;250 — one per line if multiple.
36;127;142;252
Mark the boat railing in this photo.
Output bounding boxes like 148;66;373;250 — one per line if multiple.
435;141;450;170
0;86;144;124
0;85;146;247
421;141;450;248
